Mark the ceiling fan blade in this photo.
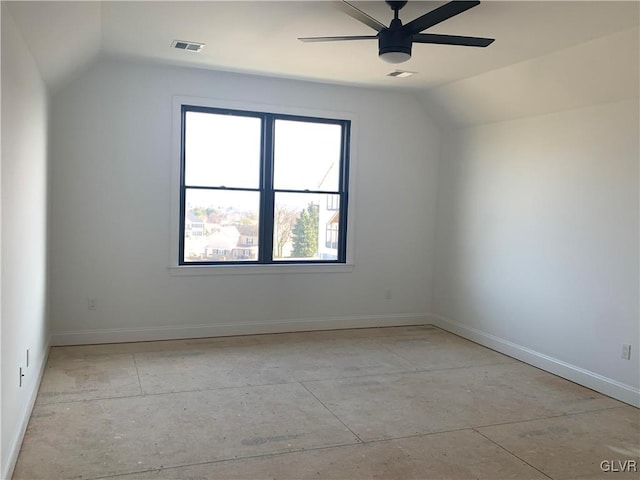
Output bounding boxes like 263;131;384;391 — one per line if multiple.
298;35;378;43
404;1;481;34
334;1;386;32
413;33;494;47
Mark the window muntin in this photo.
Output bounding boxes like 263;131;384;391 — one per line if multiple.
180;106;350;265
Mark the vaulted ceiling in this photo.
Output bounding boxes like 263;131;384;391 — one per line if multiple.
6;1;639;126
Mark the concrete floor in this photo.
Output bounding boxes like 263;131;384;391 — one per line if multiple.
13;325;639;479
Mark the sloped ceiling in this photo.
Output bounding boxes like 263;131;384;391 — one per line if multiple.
421;26;640;126
5;1;101;90
5;1;639;126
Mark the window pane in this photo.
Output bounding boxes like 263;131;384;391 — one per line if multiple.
273;192;340;261
273;120;342;191
183;189;259;262
185;111;261;188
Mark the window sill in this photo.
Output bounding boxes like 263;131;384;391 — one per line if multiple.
167;263;354;276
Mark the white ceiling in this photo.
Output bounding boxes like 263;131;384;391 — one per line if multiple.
6;1;639;124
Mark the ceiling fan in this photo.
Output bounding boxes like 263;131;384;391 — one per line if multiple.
299;0;494;64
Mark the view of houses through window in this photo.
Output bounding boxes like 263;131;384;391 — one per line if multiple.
181;107;349;264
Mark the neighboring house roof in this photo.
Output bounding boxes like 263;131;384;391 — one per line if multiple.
236;224;259;237
205;226;240;250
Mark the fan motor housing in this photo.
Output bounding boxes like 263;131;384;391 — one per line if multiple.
378;28;412;58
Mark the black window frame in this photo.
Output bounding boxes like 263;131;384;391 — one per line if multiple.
179;105;350;266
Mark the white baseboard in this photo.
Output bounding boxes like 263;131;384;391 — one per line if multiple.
50;313;432;346
2;340;51;480
431;314;640;408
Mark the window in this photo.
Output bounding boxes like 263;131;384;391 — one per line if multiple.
327;195;339;211
180;105;350;265
325;223;339;249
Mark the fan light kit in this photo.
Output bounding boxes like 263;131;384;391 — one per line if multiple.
299;0;494;64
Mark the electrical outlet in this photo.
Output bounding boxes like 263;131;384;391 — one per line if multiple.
88;298;97;311
621;344;631;360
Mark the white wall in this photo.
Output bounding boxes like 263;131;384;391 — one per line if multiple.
49;57;440;344
1;5;50;478
433;99;639;405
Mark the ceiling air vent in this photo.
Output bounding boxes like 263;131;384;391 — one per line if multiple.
171;40;205;53
387;70;415;78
